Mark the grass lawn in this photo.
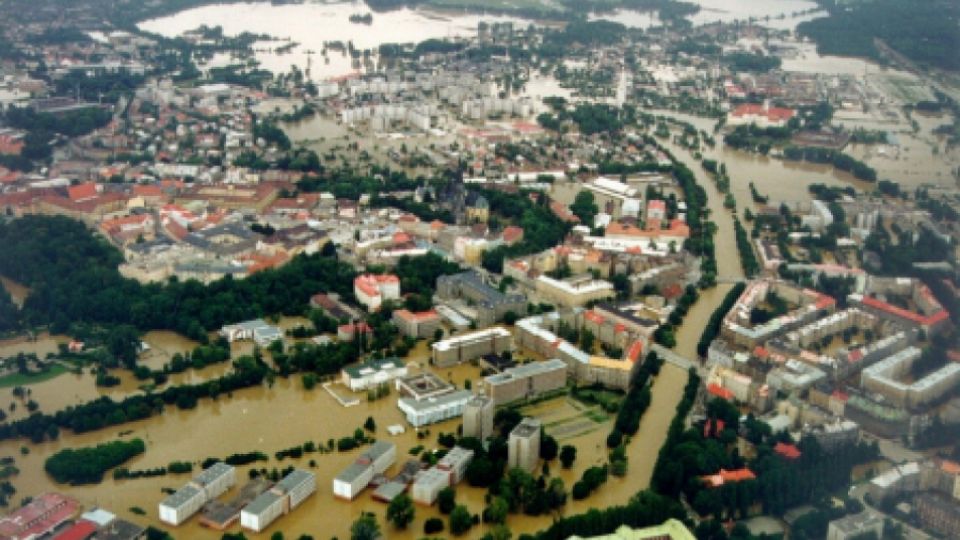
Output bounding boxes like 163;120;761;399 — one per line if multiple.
0;363;69;388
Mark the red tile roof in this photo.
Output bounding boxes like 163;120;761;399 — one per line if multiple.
67;182;98;201
707;383;734;401
0;493;79;539
774;442;802;460
701;468;756;488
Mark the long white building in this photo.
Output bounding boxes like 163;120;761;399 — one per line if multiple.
240;469;316;533
159;462;236;526
398;389;473;427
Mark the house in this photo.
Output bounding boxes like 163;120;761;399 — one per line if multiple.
700;468;756;488
354;274;400;311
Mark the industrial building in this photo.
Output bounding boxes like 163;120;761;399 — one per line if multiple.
398;389;473;427
159;462;236;526
431;327;512;367
395;372;455;400
340;357;408;391
411;467;451;505
240;469;316;533
484;359;567;406
392;309;442;339
826;511;884;540
332;441;397;500
436;271;526;327
508;417;542;473
436;446;475;484
461;394;495;441
219;319;281;345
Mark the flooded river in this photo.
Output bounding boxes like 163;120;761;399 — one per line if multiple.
139;3;534;79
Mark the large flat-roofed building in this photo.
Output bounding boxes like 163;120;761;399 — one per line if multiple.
826;511;884;540
240;469;316;532
508;417;542;473
392;309;442;339
915;492;960;538
395;372;455;401
582;176;641;220
220;319;279;343
484;359;567;406
436;271;526;327
535;275;615;307
341;357;408;391
462;395;495;441
398;389;473;427
159;462;236;526
431;327;512;367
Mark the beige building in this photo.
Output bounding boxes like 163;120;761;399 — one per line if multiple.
431;327;512;368
508;417;541;473
462;395;495;441
535;275;615;307
484;359;567;406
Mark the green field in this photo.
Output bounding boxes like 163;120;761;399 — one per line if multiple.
0;363;69;388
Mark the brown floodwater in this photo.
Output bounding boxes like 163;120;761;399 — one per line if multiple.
4;324;688;539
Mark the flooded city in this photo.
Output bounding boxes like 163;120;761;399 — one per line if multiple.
1;0;958;539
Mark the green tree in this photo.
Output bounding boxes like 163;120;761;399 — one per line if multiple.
350;512;380;540
570;191;598;226
423;517;444;535
485;496;509;524
449;505;473;536
437;486;456;514
386;493;414;529
560;445;577;469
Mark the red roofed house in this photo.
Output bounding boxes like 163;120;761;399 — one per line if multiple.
727;102;796;128
67;182;98;202
0;134;24;156
392;309;441;339
707;383;735;401
338;321;373;342
502;226;524;245
353;274;400;311
700;468;757;488
774;442;802;460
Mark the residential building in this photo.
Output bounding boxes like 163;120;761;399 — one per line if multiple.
508;417;541;473
535;275;615;307
868;462;920;503
915;492;960;538
431;327;512;367
353;274;400;311
462;395;495;441
340;357;408;391
861;347;960;409
484;359;568;406
826;511;884;540
392;309;442;339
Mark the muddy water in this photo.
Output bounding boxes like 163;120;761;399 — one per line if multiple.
5;326;688;540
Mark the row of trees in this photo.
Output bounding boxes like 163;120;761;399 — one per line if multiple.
782;145;877;182
697;282;747;357
733;217;759;277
